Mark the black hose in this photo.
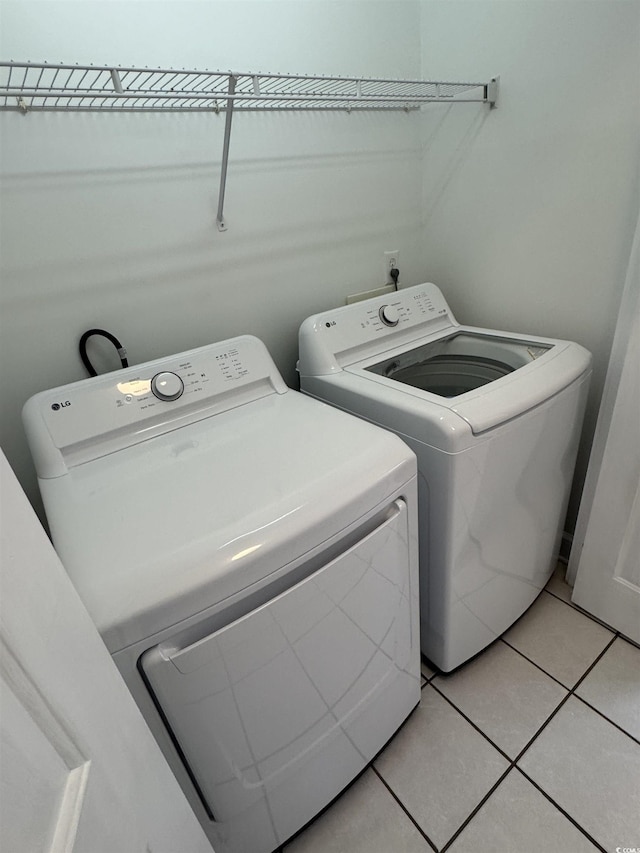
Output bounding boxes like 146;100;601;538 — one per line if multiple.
79;328;128;377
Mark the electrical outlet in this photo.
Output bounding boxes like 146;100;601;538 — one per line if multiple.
384;249;400;284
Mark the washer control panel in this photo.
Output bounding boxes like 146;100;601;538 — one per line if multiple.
299;283;455;375
25;335;288;474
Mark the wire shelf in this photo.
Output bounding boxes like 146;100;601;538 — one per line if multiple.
0;62;498;230
0;62;497;112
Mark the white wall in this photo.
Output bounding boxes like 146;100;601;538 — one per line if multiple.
0;0;424;514
418;0;640;529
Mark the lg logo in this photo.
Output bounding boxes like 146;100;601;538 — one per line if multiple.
51;401;71;411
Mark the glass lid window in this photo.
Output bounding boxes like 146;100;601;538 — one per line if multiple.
365;333;552;398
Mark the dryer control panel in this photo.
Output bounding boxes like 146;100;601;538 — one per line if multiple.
23;335;288;478
299;282;456;376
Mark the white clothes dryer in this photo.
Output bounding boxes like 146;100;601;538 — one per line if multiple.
22;335;420;853
298;284;592;673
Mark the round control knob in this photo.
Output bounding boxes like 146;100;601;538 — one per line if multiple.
379;304;400;326
151;372;184;402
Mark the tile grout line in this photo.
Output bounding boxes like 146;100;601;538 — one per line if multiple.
511;690;575;764
544;582;639;646
371;765;439;853
544;587;575;607
428;579;635;851
500;637;578;689
544;585;585;612
571;692;640;748
513;766;608;853
427;630;618;774
413;589;634;851
615;630;640;652
565;632;619;691
502;636;623;852
500;628;617;695
425;632;622;851
428;687;596;852
509;632;618;765
438;765;513;853
424;685;582;851
573;604;629;634
428;680;514;763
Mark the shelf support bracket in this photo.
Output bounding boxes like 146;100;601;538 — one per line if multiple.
110;69;124;94
216;74;237;232
487;76;499;109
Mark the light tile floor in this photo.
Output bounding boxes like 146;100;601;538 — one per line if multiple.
283;565;640;853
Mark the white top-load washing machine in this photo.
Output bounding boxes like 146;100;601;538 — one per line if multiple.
22;335;420;853
298;283;592;673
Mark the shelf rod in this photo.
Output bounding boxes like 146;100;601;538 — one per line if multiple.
0;89;487;105
216;74;237;232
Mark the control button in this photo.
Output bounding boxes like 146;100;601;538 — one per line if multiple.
379;304;400;326
151;372;184;402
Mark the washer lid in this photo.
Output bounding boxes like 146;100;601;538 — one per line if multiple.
365;331;551;397
447;338;591;432
347;333;591;435
39;390;415;653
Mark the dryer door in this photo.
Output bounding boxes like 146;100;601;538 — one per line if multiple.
141;497;418;852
